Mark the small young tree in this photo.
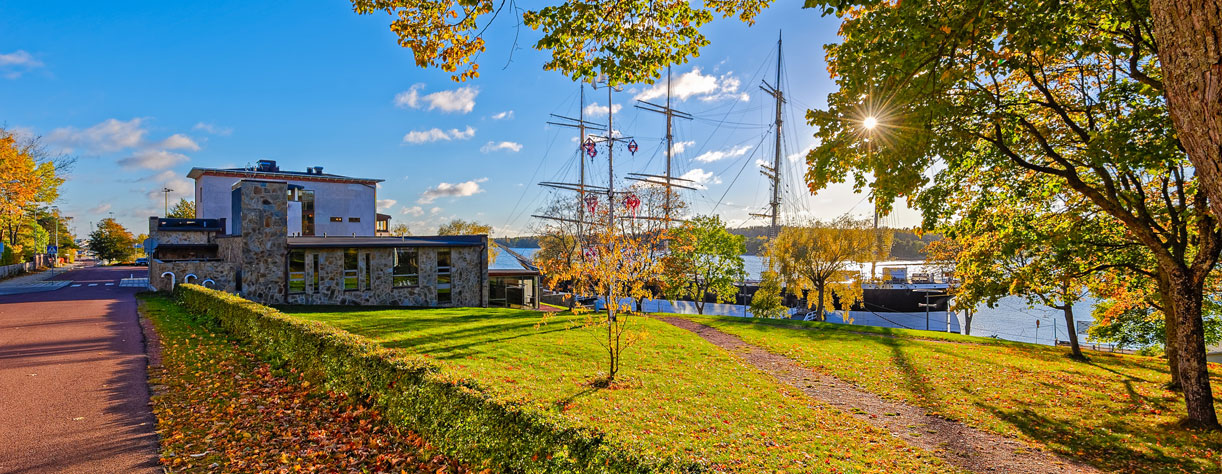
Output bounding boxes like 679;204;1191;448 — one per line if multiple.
389;223;411;236
88;218;136;263
661;215;745;315
167;198;195;218
769;216;873;321
543;205;659;385
750;267;789;319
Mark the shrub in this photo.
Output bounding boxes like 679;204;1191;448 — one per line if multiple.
173;284;700;474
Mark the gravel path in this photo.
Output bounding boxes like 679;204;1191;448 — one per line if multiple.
662;317;1102;474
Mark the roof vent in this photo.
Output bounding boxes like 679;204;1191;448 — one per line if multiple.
305;166;314;174
313;166;324;174
256;160;278;172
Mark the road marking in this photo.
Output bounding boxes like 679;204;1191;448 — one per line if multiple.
71;284;81;287
87;283;98;287
104;282;114;286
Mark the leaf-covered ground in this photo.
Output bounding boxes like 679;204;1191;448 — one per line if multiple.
283;305;961;473
139;294;471;473
680;315;1222;474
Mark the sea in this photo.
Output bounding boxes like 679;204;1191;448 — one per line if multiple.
509;248;1108;348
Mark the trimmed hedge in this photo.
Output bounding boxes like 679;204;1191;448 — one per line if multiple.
173;284;702;473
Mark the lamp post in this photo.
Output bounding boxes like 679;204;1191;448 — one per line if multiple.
161;187;174;216
50;206;59;274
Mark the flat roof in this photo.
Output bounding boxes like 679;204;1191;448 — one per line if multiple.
286;234;486;249
187;167;383;185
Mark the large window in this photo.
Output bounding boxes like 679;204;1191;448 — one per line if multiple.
312;253;320;293
364;253;372;291
392;249;418;287
288;189;315;236
288;251;305;294
436;249;451;304
343;249;358;291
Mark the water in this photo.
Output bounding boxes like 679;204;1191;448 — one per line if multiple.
511;248;1103;348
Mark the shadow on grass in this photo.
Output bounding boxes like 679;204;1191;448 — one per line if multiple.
979;401;1205;474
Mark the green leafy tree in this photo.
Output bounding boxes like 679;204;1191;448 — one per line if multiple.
88;218;136;263
803;0;1221;428
769;216;872;321
167;198;195;219
661;215;746;315
750;267;789;319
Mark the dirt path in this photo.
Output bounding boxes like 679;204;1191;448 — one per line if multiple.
662;317;1101;474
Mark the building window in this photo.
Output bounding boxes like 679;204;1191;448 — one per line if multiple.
348;217;361;223
392;249;418;287
343;248;358;291
288;250;305;294
301;190;315;236
312;253;320;293
364;253;372;291
376;219;389;232
437;249;451;305
330;216;342;223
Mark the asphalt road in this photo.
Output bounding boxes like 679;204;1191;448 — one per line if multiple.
0;264;159;473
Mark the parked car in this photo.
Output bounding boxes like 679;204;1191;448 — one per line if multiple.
134;257;148;266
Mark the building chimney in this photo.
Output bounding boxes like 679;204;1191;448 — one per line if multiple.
313;166;323;174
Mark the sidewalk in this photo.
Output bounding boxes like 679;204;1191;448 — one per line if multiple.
0;262;83;295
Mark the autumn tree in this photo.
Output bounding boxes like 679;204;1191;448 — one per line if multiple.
533;195;583;309
804;0;1221;426
660;215;746;315
167;198;195;219
542;205;659;384
438;218;497;260
769;216;873;321
0;130;65;247
389;223;411;236
88;218;136;263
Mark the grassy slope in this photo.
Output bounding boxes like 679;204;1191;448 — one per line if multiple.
283;306;959;473
681;315;1222;474
139;295;467;473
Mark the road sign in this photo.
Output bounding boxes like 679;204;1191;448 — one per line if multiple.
47;245;58;255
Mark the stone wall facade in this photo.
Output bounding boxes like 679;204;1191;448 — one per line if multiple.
147;217;215;245
284;245;486;307
149;259;236;292
232;181;289;304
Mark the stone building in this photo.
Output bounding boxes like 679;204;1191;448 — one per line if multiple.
150;177;489;307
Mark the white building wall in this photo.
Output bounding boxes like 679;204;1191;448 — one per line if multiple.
196;174;377;236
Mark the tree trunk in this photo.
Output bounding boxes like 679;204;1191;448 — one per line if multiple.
1157;270;1183;389
815;285;826;322
1166;268;1220;428
964;309;973;335
1150;0;1222;222
1060;304;1084;359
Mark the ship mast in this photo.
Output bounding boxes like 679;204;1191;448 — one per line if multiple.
632;66;696;236
753;33;786;239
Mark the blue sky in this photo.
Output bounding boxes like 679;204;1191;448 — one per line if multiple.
1;1;922;237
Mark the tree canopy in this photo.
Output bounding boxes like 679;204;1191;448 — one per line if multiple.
769;216;873;321
661;215;746;315
168;198;195;219
88;218;136;263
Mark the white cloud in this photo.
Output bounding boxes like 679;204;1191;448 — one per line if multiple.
694;144;751;163
192;122;232;136
158;133;200;151
583;102;622;117
430;207;442;215
88;203;112;214
417;178;488;204
118;150;190;170
47;118;147;153
377;199;397;211
401;205;425;217
395;84;479;114
480;141;523;153
680;168;722;189
491;110;514;120
671;140;695;155
402;126;476;144
0;50;44;79
634;68;749;103
787;143;816;163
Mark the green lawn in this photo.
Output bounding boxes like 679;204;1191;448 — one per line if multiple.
679;315;1222;474
283;306;958;473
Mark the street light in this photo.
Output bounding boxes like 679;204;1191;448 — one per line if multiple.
50;206;59;274
161;187;174;216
